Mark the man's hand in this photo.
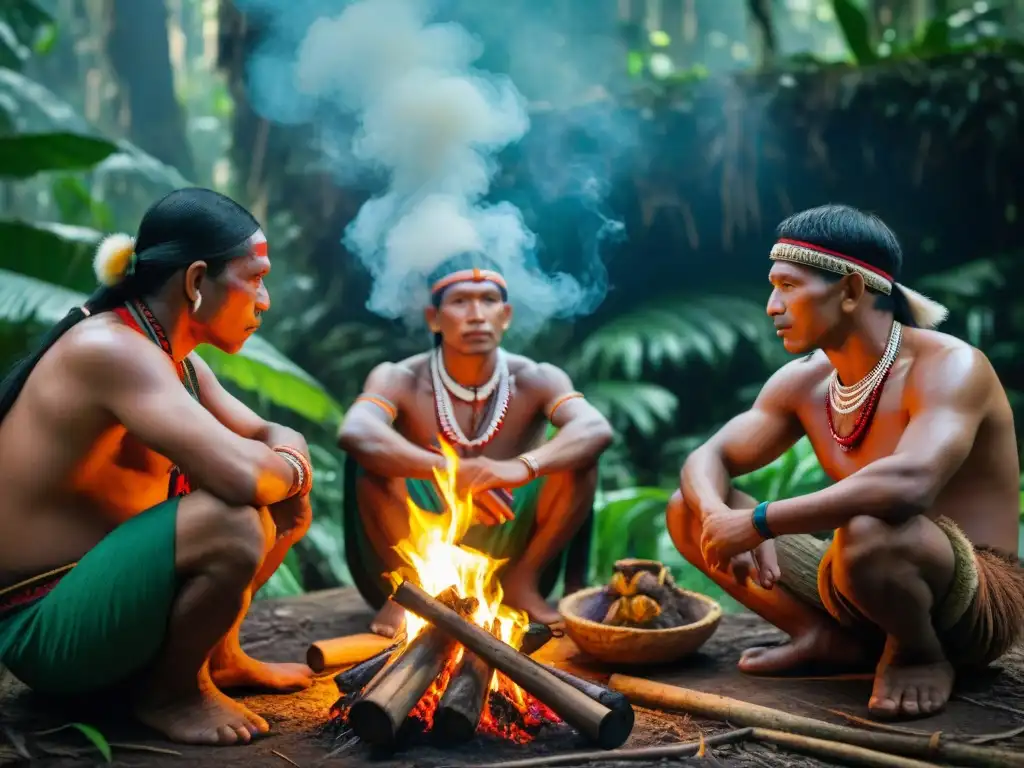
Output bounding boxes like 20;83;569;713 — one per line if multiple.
728;540;781;590
456;456;532;496
701;507;764;572
269;493;313;539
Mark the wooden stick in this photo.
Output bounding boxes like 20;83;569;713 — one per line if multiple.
307;632;398;673
540;664;634;729
609;674;1024;768
332;643;401;696
347;625;454;747
434;647;492;745
393;581;633;750
448;727;752;768
751;728;942;768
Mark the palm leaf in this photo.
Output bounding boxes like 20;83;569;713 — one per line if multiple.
0;218;101;292
582;380;677;435
0;269;341;423
0;132;119;179
570;294;777;381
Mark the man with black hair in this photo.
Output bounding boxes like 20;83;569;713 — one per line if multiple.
0;188;315;746
337;258;614;638
668;204;1024;720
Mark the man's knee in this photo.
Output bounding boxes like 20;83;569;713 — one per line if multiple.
666;489;701;561
835;514;954;598
175;490;266;580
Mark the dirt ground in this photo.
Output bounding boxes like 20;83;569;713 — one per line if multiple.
3;587;1023;767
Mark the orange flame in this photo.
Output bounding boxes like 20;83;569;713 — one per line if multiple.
387;438;531;656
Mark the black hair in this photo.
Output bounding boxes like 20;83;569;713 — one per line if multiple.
0;187;261;423
427;252;508;347
776;204;916;326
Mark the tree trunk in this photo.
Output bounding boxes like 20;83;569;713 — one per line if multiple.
105;0;195;178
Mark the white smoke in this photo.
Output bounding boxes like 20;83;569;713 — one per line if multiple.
279;0;601;336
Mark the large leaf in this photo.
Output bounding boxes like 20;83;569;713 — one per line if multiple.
0;218;102;292
198;335;343;424
832;0;878;65
582;380;678;435
0;132;119;179
571;294;777;380
0;269;342;424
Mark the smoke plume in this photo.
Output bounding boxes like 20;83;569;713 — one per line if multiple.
240;0;628;337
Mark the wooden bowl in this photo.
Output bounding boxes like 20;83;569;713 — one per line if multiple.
557;586;723;666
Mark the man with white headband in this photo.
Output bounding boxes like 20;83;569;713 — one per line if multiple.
667;204;1024;720
337;253;614;637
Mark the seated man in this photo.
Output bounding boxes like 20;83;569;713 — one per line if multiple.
668;204;1024;720
337;257;613;637
0;188;316;746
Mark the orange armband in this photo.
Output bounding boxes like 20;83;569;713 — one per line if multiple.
355;394;398;422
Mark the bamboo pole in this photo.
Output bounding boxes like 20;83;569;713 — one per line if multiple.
609;674;1024;768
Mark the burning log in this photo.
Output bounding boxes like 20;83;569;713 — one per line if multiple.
434;649;493;744
345;586;476;748
540;665;633;729
333;640;402;696
392;580;634;750
434;619;499;745
347;624;455;747
307;632;398;674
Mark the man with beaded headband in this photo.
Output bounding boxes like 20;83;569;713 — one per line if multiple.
338;254;614;637
668;204;1024;720
0;188;319;746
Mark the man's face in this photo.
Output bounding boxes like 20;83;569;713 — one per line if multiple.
766;261;845;354
429;281;511;355
196;231;271;354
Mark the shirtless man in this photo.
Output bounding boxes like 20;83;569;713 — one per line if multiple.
0;188;316;745
337;259;613;637
668;204;1024;720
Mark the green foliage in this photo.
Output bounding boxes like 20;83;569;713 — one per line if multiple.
832;0;878;65
0;132;118;178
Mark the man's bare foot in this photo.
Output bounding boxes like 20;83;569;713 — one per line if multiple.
135;685;266;746
502;579;561;626
210;651;314;693
370;600;406;638
869;638;955;719
739;622;874;677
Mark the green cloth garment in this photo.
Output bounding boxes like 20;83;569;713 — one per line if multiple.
345;468;555;610
0;498;180;696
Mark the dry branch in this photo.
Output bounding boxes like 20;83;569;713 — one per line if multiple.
447;727;752;768
610;674;1024;768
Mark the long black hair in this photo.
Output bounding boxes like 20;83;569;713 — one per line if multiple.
0;187;261;422
776;204;918;327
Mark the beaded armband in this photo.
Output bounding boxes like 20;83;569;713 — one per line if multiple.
356;394;398;423
275;445;314;497
546;391;584;422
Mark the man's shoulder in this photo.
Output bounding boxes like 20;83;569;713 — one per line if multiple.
369;354;429;387
506;354;562;385
56;314;158;372
906;328;997;398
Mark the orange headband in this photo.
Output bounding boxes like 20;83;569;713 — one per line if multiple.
430;268;507;295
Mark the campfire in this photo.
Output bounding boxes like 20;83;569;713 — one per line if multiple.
324;440;634;753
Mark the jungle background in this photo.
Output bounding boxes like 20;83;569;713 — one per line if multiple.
2;0;1022;614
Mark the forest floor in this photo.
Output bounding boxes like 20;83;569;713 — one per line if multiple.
2;587;1023;767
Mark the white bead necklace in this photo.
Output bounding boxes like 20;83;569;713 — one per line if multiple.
827;322;902;415
430;347;511;449
436;348;503;403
